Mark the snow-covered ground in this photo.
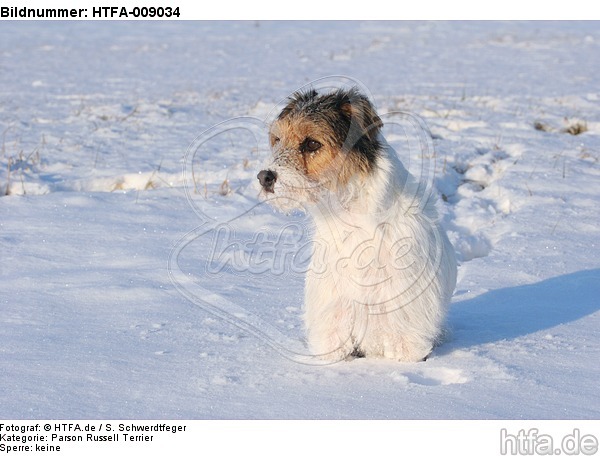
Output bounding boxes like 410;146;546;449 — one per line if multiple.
1;21;599;419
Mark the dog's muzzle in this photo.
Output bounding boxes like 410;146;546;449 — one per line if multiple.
257;169;277;193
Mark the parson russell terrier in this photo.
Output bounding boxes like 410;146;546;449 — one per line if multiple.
257;88;457;362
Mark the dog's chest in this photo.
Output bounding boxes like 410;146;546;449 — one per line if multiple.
308;214;415;293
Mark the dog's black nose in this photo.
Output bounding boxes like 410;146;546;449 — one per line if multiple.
257;169;277;193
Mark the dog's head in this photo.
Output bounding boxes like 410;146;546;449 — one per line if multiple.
257;88;383;211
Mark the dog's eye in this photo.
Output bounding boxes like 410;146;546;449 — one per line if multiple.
302;138;322;153
270;135;280;147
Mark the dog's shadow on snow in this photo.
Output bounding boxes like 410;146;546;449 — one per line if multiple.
444;268;600;349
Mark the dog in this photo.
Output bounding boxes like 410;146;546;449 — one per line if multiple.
257;88;457;362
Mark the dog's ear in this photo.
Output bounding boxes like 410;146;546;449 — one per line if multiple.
278;89;319;120
334;89;382;166
338;88;383;141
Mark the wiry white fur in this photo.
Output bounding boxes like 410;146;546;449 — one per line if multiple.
263;135;457;362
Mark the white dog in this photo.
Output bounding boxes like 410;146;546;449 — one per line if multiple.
258;88;457;362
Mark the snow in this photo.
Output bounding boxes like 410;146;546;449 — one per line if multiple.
1;21;599;419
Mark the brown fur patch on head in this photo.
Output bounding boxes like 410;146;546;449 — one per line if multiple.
270;88;383;191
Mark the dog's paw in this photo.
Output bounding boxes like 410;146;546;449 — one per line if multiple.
375;339;434;363
349;347;366;359
310;344;355;363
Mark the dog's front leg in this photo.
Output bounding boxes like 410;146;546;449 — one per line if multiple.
303;272;359;361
